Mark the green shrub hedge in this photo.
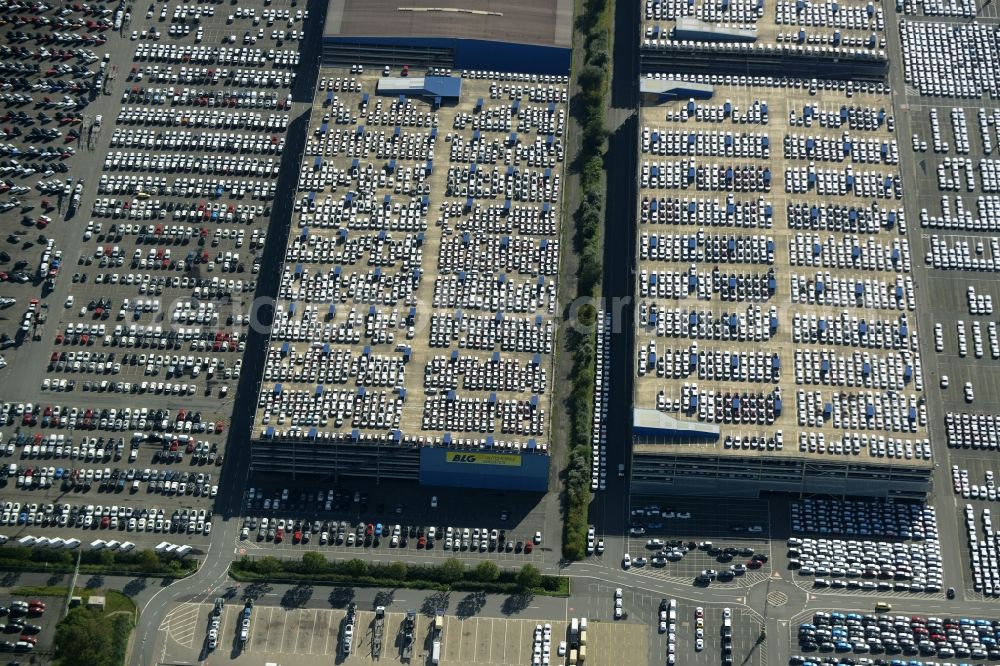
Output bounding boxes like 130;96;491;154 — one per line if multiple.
0;546;195;577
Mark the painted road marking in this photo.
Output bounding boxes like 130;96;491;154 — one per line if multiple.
164;603;200;649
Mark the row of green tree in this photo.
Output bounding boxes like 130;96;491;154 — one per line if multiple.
563;0;613;561
232;554;567;595
0;546;195;576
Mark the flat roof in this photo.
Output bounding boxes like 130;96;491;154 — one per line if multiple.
632;78;931;470
325;0;573;49
376;76;462;99
640;78;714;98
252;68;569;454
674;16;758;42
642;1;887;50
633;408;721;439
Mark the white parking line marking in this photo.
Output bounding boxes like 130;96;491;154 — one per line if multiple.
261;606;277;653
217;604;230;653
473;618;479;663
279;608;290;653
307;609;318;654
300;609;310;654
487;618;493;663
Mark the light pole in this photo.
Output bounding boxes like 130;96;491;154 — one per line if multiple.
759;577;771;643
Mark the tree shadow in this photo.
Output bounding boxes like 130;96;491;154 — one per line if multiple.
46;573;65;587
280;584;312;609
122;578;147;598
420;590;449;618
501;592;534;616
328;587;354;608
455;592;486;619
0;573;20;587
373;589;394;609
85;575;104;589
243;582;272;602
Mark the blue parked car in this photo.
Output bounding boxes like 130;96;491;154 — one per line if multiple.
835;642;852;652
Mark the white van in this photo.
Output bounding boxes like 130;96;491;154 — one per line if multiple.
432;641;441;665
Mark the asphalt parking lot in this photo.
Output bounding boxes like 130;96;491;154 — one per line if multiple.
0;591;61;656
0;0;318;557
623;496;772;586
897;88;1000;600
238;480;551;563
628;496;771;539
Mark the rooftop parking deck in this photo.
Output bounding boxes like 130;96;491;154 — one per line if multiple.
642;0;888;53
252;68;568;457
634;78;932;468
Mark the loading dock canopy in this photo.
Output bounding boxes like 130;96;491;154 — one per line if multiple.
376;76;462;100
673;16;758;42
632;408;721;441
640;78;714;101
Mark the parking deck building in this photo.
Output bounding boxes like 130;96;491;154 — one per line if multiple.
249;68;570;491
630;77;933;499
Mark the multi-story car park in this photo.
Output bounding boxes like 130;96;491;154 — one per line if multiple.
629;76;933;499
0;0;312;550
640;0;889;79
248;66;568;491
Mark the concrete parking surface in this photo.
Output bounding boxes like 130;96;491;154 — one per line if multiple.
157;598;655;665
